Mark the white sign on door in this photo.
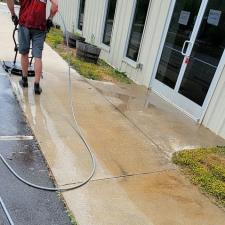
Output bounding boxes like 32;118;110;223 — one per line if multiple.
178;11;191;26
208;9;221;26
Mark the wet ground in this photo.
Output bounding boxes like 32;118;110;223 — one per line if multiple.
89;80;225;159
0;70;71;225
1;3;225;225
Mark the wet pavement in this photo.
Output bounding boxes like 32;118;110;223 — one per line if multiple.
1;3;225;225
0;69;71;224
89;80;225;159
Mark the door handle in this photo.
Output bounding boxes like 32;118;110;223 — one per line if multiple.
181;40;192;56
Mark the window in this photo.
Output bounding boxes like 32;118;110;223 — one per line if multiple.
78;0;86;31
102;0;117;46
126;0;150;61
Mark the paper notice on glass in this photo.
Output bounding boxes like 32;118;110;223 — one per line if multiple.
178;11;190;25
207;9;221;26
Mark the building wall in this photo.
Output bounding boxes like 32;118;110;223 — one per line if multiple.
203;69;225;139
48;0;79;32
50;0;172;86
49;0;225;139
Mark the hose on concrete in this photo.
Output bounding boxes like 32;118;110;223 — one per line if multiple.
0;197;15;225
0;11;96;192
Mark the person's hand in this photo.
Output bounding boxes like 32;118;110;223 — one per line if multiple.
11;15;19;26
46;18;54;32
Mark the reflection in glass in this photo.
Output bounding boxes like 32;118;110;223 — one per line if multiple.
179;0;225;106
126;0;150;61
103;0;117;46
156;0;201;89
78;0;86;31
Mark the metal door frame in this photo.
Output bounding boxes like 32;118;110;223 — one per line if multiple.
149;0;225;122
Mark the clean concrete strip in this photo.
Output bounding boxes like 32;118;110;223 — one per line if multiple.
0;197;15;225
0;136;34;141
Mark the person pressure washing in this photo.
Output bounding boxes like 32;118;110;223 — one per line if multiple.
6;0;58;94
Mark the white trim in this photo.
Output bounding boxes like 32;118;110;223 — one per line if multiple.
100;43;110;52
123;0;137;61
151;78;203;121
77;0;86;33
200;50;225;123
135;0;153;62
174;0;208;93
151;88;199;122
149;0;176;89
76;0;81;31
123;0;152;63
100;0;110;44
149;0;224;122
100;0;118;47
122;57;139;69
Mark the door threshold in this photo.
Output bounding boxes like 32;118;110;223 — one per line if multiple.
151;89;200;123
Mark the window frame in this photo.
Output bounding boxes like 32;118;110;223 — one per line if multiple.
124;0;152;63
101;0;118;47
77;0;86;32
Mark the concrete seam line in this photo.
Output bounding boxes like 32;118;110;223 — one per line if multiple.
60;168;177;187
82;80;169;158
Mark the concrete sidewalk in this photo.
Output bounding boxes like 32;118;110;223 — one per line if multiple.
1;4;225;225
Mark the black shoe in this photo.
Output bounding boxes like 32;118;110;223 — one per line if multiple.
19;76;28;88
34;83;42;95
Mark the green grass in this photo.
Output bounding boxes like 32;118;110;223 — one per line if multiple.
45;28;64;49
172;147;225;207
66;210;77;225
46;28;132;84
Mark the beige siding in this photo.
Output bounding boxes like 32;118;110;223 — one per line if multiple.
52;0;171;86
203;69;225;139
82;0;106;44
48;0;79;33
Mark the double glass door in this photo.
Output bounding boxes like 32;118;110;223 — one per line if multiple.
152;0;225;121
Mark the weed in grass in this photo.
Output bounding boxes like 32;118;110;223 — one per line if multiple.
66;210;77;225
46;28;63;49
172;147;225;207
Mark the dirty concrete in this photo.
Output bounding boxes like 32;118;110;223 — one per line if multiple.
0;3;225;225
90;80;225;159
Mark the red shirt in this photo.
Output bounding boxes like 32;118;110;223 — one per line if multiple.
19;0;47;30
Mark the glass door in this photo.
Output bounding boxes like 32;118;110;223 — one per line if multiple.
152;0;225;121
178;0;225;106
154;0;204;89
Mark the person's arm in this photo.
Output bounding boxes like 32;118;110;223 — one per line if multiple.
6;0;16;16
49;0;58;19
6;0;18;26
46;0;58;32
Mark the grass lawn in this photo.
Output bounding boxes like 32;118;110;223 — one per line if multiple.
172;147;225;208
45;28;132;84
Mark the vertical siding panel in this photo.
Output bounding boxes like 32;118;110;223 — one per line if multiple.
51;0;77;32
203;70;225;138
111;0;132;68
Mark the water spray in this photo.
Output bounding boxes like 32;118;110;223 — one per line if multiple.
0;10;96;194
